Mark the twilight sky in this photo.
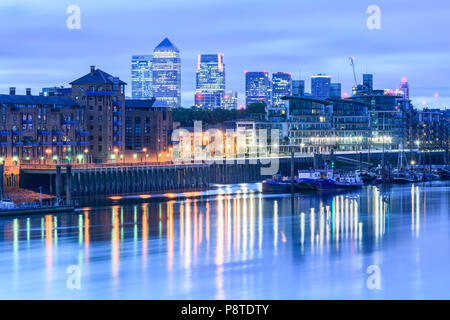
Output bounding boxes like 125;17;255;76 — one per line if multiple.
1;0;449;109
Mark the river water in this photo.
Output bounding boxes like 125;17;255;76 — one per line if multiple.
1;182;449;299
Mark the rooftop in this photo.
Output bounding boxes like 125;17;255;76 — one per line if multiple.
0;94;78;107
70;66;126;85
282;95;333;105
154;38;179;52
125;98;170;109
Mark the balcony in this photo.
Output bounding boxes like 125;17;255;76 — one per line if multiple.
78;141;90;146
0;142;11;146
113;131;123;136
54;141;64;146
85;91;115;96
12;142;24;146
37;130;52;135
52;130;64;135
22;120;33;125
76;130;90;136
0;131;10;136
113;141;123;145
113;111;123;116
39;141;52;146
64;141;78;146
24;142;39;147
113;100;123;106
113;121;123;126
12;131;24;136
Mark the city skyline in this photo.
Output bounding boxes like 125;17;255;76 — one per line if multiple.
1;0;450;109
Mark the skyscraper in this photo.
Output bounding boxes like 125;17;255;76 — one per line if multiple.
152;38;181;108
292;80;305;97
400;77;409;99
245;71;271;106
311;74;331;99
272;72;292;107
131;55;152;99
223;91;238;110
195;54;225;109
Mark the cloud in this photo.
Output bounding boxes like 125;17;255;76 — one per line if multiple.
0;0;449;108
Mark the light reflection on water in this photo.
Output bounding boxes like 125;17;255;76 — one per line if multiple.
1;182;450;299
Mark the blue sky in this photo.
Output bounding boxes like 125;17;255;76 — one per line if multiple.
1;0;449;109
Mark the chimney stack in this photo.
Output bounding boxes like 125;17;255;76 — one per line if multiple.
90;65;95;74
9;87;15;95
26;88;31;96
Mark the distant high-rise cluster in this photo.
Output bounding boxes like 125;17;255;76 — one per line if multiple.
131;38;181;108
195;54;226;108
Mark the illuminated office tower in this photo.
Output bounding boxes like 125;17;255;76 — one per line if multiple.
272;72;292;107
245;71;271;106
311;74;331;99
131;55;152;99
292;80;305;97
223;91;238;110
399;77;409;99
195;54;225;108
152;38;181;108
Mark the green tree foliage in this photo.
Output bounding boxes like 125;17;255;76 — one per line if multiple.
173;102;267;127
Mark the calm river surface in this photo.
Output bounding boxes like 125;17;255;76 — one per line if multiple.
1;182;450;299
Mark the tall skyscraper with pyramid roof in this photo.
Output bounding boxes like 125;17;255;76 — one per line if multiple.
152;38;181;108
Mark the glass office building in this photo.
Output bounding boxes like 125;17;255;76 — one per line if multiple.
223;91;238;110
329;83;342;98
272;72;292;107
245;71;271;107
131;55;152;99
195;54;225;109
292;80;305;97
311;74;331;99
152;38;181;108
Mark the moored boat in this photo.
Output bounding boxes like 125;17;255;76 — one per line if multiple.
297;169;333;191
262;175;293;194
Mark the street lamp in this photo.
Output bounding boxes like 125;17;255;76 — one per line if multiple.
84;148;89;166
142;147;147;163
112;147;119;163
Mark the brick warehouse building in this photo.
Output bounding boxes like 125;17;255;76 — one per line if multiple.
0;87;89;166
125;99;172;162
70;66;127;163
0;66;172;166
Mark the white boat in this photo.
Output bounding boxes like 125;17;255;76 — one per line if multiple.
0;199;16;210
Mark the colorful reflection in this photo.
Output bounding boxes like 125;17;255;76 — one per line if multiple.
0;181;439;299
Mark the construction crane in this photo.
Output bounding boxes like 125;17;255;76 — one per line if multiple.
349;57;358;87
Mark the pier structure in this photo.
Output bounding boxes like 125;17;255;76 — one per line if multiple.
19;161;264;197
